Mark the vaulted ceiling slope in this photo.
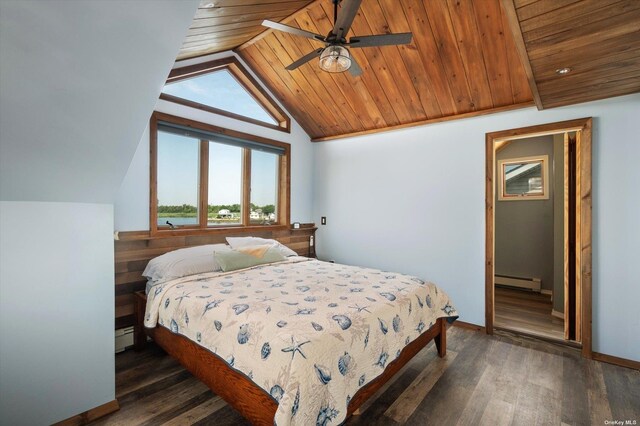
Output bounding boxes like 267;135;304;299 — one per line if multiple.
235;0;534;140
178;0;317;60
0;0;199;203
502;0;640;110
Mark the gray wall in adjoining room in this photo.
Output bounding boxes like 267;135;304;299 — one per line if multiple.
495;135;555;293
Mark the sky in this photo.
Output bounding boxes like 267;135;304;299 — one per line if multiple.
157;132;278;207
161;69;277;125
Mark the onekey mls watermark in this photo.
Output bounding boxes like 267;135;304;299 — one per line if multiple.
604;421;637;425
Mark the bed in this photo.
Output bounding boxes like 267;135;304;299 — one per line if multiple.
138;242;457;426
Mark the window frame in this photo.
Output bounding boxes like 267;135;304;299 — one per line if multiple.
159;57;291;133
497;154;550;201
150;111;291;236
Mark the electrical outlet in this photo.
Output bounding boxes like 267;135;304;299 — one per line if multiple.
321;216;326;225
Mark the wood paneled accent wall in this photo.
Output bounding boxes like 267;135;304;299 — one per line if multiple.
115;225;317;329
236;0;533;141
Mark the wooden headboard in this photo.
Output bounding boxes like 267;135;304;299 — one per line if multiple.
114;224;317;329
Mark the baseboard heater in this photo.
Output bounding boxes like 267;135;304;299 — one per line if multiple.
115;326;134;353
495;274;541;292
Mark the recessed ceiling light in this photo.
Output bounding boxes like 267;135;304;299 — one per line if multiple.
555;67;572;75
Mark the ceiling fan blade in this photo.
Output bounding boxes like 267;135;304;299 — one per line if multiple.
349;32;413;48
262;20;324;42
333;0;363;40
286;48;324;71
348;54;362;77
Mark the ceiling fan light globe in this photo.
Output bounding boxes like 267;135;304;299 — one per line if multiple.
319;45;351;73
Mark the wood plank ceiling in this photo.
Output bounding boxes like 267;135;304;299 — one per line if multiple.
177;0;317;61
175;0;640;141
235;0;534;140
502;0;640;110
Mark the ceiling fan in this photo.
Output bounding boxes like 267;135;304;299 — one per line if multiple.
261;0;413;76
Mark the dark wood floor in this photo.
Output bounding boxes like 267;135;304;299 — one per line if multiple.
93;327;639;426
495;286;565;341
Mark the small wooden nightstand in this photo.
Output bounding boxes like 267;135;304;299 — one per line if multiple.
134;291;147;351
290;223;317;258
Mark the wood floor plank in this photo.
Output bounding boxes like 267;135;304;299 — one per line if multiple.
116;362;186;400
489;343;527;406
385;350;458;423
601;361;640;421
495;287;565;341
353;340;438;417
585;360;613;425
160;396;227;426
96;376;209;425
192;404;250;426
350;345;439;425
406;331;488;425
561;352;591;425
478;398;514;426
140;390;215;426
94;328;640;426
456;363;503;425
116;355;182;398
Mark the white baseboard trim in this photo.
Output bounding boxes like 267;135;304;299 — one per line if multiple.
551;309;565;319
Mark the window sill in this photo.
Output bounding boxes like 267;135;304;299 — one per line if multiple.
150;224;289;237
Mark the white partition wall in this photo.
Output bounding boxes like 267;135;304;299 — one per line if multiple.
313;93;640;362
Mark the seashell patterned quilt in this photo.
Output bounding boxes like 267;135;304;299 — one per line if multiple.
145;257;457;426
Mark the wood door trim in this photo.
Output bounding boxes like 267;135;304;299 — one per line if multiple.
575;131;583;342
563;133;570;340
485;118;592;358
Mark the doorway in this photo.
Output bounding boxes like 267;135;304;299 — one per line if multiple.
485;118;592;358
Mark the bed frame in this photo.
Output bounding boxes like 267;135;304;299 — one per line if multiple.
122;227;448;424
136;289;446;425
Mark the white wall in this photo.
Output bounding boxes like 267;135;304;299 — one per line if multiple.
0;0;199;204
313;93;640;361
0;1;199;423
114;52;314;231
0;202;115;425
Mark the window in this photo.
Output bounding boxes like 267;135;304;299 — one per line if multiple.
156;132;200;226
497;155;549;201
250;150;279;224
160;57;290;132
151;112;290;233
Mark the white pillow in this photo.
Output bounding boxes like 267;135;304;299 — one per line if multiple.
143;244;230;287
226;237;297;257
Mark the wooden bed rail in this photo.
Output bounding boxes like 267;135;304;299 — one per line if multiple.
143;317;447;425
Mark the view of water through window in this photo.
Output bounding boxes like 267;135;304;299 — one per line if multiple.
156;132;200;226
156;131;280;227
208;142;242;226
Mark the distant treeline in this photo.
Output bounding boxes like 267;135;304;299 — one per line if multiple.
157;204;275;215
